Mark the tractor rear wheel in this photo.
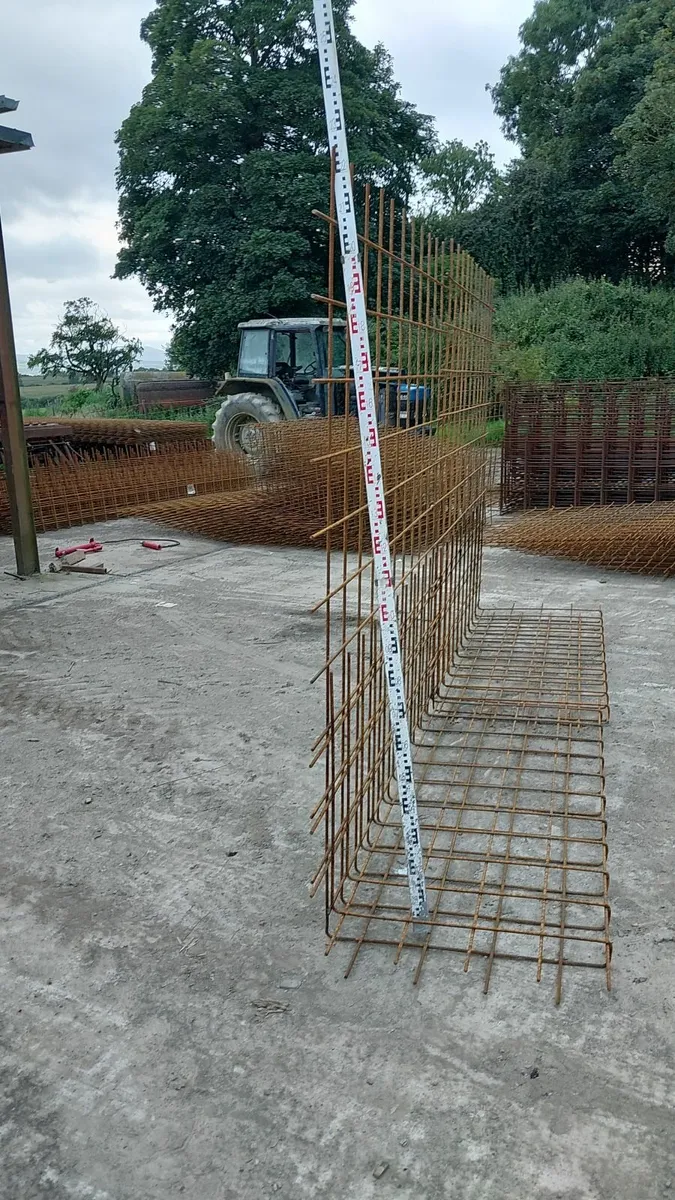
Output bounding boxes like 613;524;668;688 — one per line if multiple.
212;392;284;453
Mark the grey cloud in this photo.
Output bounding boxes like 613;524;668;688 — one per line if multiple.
4;234;102;282
0;0;532;223
361;13;530;164
1;0;152;219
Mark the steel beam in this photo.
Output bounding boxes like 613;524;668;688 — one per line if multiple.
0;212;39;575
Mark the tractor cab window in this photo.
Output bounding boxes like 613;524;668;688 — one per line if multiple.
294;331;317;376
330;329;347;372
239;328;269;376
317;326;346;375
273;330;318;383
274;332;293;381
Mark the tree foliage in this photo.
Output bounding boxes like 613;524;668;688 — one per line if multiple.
456;0;675;291
418;139;496;217
495;279;675;381
27;299;142;394
115;0;434;376
614;9;675;254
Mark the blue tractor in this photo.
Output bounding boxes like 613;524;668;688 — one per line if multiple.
212;318;428;452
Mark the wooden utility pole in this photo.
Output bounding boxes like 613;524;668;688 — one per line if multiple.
0;96;39;576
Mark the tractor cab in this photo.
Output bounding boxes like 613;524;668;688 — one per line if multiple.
236;318;346;419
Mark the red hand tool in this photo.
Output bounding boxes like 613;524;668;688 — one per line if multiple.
54;538;104;559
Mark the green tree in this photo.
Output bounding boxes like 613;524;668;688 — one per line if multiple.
115;0;434;377
459;0;674;290
491;0;630;151
418;139;496;216
614;11;675;255
27;299;142;396
450;157;580;291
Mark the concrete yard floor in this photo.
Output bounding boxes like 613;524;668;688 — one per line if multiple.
0;519;673;1200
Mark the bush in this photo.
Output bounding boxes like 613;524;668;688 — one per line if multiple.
494;280;675;382
60;387;100;414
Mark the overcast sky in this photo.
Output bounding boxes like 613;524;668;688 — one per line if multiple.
2;0;533;357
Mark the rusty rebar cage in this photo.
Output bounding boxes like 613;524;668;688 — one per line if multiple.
309;178;498;960
316;602;611;1000
21;416;212;448
502;379;675;510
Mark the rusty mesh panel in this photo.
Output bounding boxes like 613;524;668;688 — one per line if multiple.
0;442;250;533
486;501;675;576
5;183;614;998
502;380;675;510
22;416;211;447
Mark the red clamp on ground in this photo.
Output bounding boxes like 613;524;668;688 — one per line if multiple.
142;541;163;551
55;538;104;559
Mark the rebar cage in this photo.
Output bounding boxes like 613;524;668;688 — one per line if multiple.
307;178;497;945
333;607;611;1002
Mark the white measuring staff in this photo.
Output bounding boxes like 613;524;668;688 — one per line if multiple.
313;0;429;921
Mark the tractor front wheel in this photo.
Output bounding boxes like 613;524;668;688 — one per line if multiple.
212;393;284;453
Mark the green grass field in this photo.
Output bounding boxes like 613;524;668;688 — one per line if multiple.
20;379;79;412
